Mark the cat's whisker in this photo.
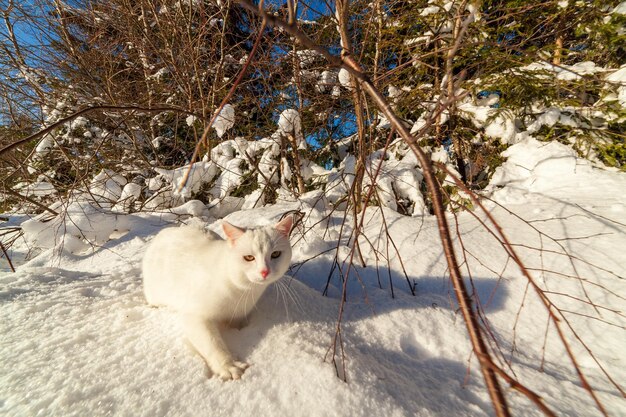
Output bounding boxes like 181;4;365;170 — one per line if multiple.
241;287;256;327
276;281;291;322
273;282;282;307
282;279;305;311
239;286;251;324
244;287;252;317
286;287;305;315
272;281;281;305
230;285;252;326
277;280;304;316
250;286;261;314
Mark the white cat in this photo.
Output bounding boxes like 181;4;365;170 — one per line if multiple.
142;215;294;380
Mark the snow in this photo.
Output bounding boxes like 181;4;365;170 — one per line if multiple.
150;67;170;81
404;35;431;46
338;68;352;89
212;104;235;138
326;155;357;207
32;133;55;157
89;169;128;207
606;65;626;106
113;183;143;213
420;6;440;16
277;109;306;150
2;141;626;416
12;181;57;198
300;158;328;183
3;60;626;417
294;49;321;68
316;70;336;93
387;85;401;100
20;200;132;255
4;3;626;414
185;115;198;126
613;2;626;14
607;65;626;83
526;107;576;134
256;137;281;187
517;61;605;81
209;157;246;199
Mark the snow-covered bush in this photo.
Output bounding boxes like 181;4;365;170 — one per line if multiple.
21;200;131;255
2;0;625;217
2;3;626;417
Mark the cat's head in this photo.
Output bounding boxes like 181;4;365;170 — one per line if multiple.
222;215;294;285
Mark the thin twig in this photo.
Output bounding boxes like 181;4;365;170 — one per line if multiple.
176;18;268;192
0;104;200;157
236;3;512;415
0;240;15;272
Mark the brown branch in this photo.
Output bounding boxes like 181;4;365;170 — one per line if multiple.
285;133;306;195
0;104;201;157
236;2;511;415
441;164;619;415
0;240;15;272
176;18;268;192
2;187;59;216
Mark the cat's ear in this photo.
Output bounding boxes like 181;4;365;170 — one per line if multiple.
222;221;245;244
274;215;294;237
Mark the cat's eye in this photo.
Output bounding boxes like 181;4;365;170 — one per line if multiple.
271;251;281;259
243;255;255;262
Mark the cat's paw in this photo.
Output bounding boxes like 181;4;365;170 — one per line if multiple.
214;360;249;380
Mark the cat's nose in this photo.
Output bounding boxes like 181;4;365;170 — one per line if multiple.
260;269;269;279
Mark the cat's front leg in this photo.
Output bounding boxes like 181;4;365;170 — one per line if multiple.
183;314;249;380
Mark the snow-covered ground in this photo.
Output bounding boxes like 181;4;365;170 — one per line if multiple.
1;138;625;416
